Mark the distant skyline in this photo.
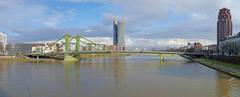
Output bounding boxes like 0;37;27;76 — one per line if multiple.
0;0;240;49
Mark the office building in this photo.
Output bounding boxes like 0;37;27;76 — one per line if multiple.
217;8;240;56
217;8;232;54
0;32;7;53
113;18;125;50
219;32;240;55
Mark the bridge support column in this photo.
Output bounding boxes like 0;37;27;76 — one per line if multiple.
37;56;39;61
64;34;71;53
75;35;80;53
160;55;164;61
64;54;78;62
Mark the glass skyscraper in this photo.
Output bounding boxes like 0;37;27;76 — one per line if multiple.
113;19;125;47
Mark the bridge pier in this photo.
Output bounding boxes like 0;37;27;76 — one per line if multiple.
160;55;164;61
37;56;39;61
64;54;79;62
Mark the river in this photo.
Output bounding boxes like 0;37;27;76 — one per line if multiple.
0;55;239;97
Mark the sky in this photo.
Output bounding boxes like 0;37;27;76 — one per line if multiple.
0;0;240;49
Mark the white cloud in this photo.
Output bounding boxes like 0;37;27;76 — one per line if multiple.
125;38;215;50
65;36;215;50
60;0;108;4
0;0;76;29
88;37;112;45
39;11;70;28
2;0;240;49
0;0;47;28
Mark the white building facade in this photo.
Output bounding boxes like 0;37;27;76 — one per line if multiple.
219;33;240;56
0;32;7;53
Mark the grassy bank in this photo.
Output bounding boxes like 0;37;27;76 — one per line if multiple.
194;58;240;78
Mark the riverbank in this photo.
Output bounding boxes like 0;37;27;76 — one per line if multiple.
0;53;132;62
181;55;240;78
193;58;240;78
0;55;58;62
0;55;15;59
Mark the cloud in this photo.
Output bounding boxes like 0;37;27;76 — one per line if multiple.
0;0;46;28
125;38;215;50
77;37;215;50
2;0;240;49
0;0;76;29
60;0;109;4
39;10;75;28
102;0;240;44
8;25;112;42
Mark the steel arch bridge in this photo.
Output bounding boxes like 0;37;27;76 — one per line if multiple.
25;34;188;61
39;34;107;53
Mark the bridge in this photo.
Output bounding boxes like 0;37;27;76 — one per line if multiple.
25;34;202;61
27;51;181;61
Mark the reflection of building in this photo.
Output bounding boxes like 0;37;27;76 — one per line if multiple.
113;18;125;51
217;8;233;55
216;73;230;97
111;57;125;89
0;32;7;53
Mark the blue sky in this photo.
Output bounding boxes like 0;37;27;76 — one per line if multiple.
0;0;239;49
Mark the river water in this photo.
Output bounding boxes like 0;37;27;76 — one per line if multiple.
0;55;239;97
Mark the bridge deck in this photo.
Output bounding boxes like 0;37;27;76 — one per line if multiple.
26;51;182;56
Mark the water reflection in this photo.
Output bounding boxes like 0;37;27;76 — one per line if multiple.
80;57;126;89
0;62;11;97
216;73;240;97
63;61;73;97
110;57;125;89
0;56;240;97
63;61;82;97
216;73;231;97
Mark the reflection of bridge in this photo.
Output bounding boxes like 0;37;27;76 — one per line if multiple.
25;34;204;61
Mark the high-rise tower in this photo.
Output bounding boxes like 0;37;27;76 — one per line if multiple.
113;19;125;47
217;8;232;40
217;8;232;55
